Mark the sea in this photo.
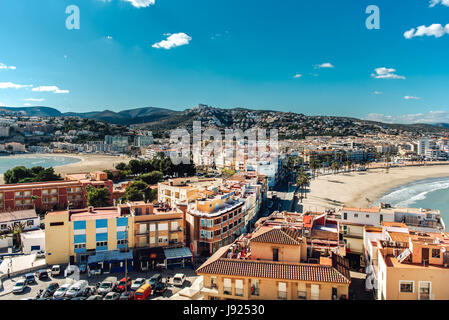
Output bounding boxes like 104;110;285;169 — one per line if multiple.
0;155;81;174
374;176;449;226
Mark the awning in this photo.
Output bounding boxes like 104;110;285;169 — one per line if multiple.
164;247;193;260
88;250;133;264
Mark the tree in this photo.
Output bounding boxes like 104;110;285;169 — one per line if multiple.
115;162;127;171
4;166;62;184
124;180;151;202
138;171;164;185
0;222;26;249
127;159;143;175
296;172;310;203
85;185;111;208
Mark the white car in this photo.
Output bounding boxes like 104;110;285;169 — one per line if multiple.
53;283;72;298
12;278;27;293
173;273;186;287
51;265;61;277
103;292;120;300
131;278;146;291
65;280;88;298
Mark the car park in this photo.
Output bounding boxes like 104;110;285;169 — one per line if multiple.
173;273;186;287
37;269;49;280
103;292;120;300
51;265;61;277
117;277;132;292
149;274;162;289
43;283;59;297
24;273;36;284
131;278;146;291
97;276;117;295
134;284;152;300
12;278;27;293
53;283;71;299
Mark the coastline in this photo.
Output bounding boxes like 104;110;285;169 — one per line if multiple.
0;153;131;184
300;164;449;212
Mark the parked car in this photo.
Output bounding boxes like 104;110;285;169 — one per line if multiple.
148;274;162;288
103;292;120;300
65;265;77;276
65;280;88;298
82;286;96;297
173;273;186;287
131;278;146;291
117;277;132;292
134;284;152;300
71;296;87;300
153;282;167;295
119;291;134;300
86;295;103;300
12;278;27;293
43;283;59;297
53;283;71;299
37;269;49;280
24;273;36;284
51;265;61;277
97;276;117;295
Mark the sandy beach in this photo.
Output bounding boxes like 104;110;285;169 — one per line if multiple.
0;153;131;184
300;164;449;212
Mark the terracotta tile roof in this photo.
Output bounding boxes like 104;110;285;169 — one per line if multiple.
196;258;350;284
251;228;300;245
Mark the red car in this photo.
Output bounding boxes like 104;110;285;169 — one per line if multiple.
117;277;132;292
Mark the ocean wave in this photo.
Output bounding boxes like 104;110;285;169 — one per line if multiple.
375;178;449;207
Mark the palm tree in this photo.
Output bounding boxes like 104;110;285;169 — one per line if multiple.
0;222;26;250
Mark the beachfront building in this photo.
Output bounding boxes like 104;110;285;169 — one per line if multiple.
197;221;351;300
365;224;449;300
0;171;113;213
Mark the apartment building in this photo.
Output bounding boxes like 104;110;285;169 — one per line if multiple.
0;171;113;213
197;223;351;300
117;201;190;270
371;228;449;300
45;201;191;271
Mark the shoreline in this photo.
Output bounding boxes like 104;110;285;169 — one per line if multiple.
300;164;449;212
0;153;131;184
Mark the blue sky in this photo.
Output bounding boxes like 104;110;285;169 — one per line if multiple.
0;0;449;123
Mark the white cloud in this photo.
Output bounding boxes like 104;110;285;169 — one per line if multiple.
374;91;382;95
32;86;69;94
152;33;192;50
429;0;449;7
0;102;5;107
0;82;32;89
315;62;334;69
371;67;406;79
24;103;32;107
404;96;421;100
123;0;155;8
365;110;449;124
404;24;449;39
0;63;16;70
293;74;302;79
25;98;45;102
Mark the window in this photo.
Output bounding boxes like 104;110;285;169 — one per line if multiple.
223;278;232;295
49;222;64;227
0;224;7;230
354;214;358;218
432;249;441;259
250;279;260;296
278;282;287;300
366;214;369;218
26;220;34;226
117;239;128;245
400;281;414;293
96;241;108;247
158;223;168;231
343;212;347;220
310;284;320;300
273;248;279;261
298;283;307;299
74;243;86;249
235;279;243;297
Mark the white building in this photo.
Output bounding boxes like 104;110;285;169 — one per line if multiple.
21;229;45;254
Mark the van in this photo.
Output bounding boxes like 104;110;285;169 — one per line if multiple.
51;265;61;277
97;276;117;295
173;273;186;287
65;280;88;298
134;284;152;300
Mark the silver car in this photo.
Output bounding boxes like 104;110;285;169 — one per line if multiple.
12;278;27;294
